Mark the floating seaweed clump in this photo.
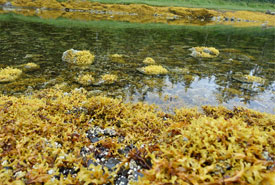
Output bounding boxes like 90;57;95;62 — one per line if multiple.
101;74;118;84
189;46;219;58
143;57;156;65
75;74;95;86
137;65;168;75
0;67;22;83
62;49;94;65
0;87;273;184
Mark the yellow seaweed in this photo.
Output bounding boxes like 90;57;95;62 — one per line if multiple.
0;67;22;83
143;57;156;65
141;65;168;75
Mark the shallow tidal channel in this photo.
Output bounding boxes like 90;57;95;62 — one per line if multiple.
0;13;274;113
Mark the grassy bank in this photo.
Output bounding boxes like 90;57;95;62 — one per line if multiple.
76;0;274;11
1;13;275;33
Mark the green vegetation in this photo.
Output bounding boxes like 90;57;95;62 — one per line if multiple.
83;0;275;11
1;13;275;32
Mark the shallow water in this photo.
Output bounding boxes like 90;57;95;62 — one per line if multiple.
0;13;274;113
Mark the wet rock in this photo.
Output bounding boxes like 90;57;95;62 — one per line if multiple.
266;10;275;15
104;158;120;170
62;49;94;65
116;176;128;185
87;159;99;167
58;166;79;177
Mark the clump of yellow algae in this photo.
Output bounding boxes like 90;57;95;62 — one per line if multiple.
75;74;95;86
110;54;125;63
23;62;40;72
190;46;219;58
143;57;156;65
0;67;22;83
101;74;118;84
244;75;265;83
0;87;274;184
139;65;168;75
62;49;94;65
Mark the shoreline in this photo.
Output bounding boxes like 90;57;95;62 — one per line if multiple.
0;0;275;26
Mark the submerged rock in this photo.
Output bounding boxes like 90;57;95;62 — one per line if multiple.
189;47;219;58
62;49;94;65
137;65;168;75
0;67;22;83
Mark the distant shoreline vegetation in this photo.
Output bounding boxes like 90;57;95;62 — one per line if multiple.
0;0;275;12
70;0;275;11
1;13;275;33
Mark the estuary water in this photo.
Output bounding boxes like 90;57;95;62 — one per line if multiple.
0;13;274;113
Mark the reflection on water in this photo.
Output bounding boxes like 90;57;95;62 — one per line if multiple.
0;14;274;113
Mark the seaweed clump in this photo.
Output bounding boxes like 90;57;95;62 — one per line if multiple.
243;75;265;83
189;46;219;58
75;74;95;86
101;74;118;84
143;57;156;65
0;67;22;83
232;73;266;84
62;49;95;65
137;65;168;75
0;88;274;184
110;54;125;63
22;62;40;72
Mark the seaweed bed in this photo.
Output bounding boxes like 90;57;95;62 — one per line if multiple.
0;87;274;184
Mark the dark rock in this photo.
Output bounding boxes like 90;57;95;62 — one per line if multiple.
3;166;13;170
87;159;98;167
115;176;128;185
133;171;144;181
58;167;79;176
90;137;101;143
104;158;120;170
265;10;274;15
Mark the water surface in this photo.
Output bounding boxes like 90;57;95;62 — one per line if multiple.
0;14;274;113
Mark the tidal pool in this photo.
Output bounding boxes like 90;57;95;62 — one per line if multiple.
0;13;274;113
